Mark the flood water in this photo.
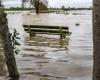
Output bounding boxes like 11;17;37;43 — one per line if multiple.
0;10;93;80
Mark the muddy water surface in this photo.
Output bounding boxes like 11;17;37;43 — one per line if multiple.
0;10;92;80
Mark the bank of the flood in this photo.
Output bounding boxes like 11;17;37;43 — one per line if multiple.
0;10;93;80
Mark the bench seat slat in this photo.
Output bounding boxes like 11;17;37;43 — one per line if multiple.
24;28;69;33
25;31;71;35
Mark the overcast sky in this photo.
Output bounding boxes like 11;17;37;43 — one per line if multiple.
2;0;92;8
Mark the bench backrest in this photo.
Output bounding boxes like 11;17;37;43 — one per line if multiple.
23;25;70;34
23;25;69;29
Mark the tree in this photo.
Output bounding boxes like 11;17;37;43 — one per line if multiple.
31;0;40;14
22;0;48;14
93;0;100;80
0;2;19;79
61;5;65;11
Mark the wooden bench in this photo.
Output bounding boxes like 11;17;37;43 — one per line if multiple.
23;25;71;39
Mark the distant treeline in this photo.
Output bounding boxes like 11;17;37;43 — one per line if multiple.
4;7;34;11
49;6;92;11
4;6;92;11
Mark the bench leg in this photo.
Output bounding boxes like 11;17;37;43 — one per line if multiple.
60;27;66;39
60;33;66;39
28;26;36;40
28;26;31;40
29;32;36;40
30;32;36;36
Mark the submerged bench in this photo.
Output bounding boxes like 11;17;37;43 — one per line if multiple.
23;25;71;39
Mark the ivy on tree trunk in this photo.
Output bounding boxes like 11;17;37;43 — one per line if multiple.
0;7;19;78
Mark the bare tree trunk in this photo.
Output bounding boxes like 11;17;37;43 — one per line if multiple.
93;0;100;80
34;0;40;14
0;8;19;78
35;5;39;14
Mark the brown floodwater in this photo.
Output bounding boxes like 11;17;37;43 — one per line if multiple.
0;10;93;80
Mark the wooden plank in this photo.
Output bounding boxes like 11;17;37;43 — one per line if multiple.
24;27;69;32
25;31;71;35
24;28;69;34
23;25;69;30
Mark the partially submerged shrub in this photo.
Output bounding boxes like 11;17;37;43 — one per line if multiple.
11;29;20;54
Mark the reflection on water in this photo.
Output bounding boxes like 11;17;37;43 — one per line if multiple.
25;35;69;49
40;77;51;80
22;34;69;62
9;77;19;80
59;38;65;48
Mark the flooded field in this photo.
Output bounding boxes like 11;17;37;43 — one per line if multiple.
0;10;93;80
